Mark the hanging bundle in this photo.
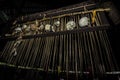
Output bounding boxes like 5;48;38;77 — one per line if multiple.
11;33;23;56
92;10;97;24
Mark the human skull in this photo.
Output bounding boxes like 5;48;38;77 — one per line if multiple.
66;21;76;30
54;21;60;27
45;24;51;31
79;17;89;27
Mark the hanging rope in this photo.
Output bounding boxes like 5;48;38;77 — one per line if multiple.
10;33;23;56
92;10;97;24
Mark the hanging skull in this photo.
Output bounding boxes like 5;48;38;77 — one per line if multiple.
54;21;60;27
23;24;32;35
45;24;51;31
30;24;37;31
13;27;22;35
66;21;76;30
15;27;22;32
79;17;89;27
39;23;44;30
22;24;27;29
51;26;55;32
25;25;31;32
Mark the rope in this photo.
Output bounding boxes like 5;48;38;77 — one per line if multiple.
92;10;97;24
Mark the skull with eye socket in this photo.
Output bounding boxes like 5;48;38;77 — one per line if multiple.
45;24;55;32
13;27;22;36
22;24;27;30
54;21;60;27
29;24;39;35
30;24;37;31
22;24;31;35
66;21;76;30
79;17;89;27
38;22;45;31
